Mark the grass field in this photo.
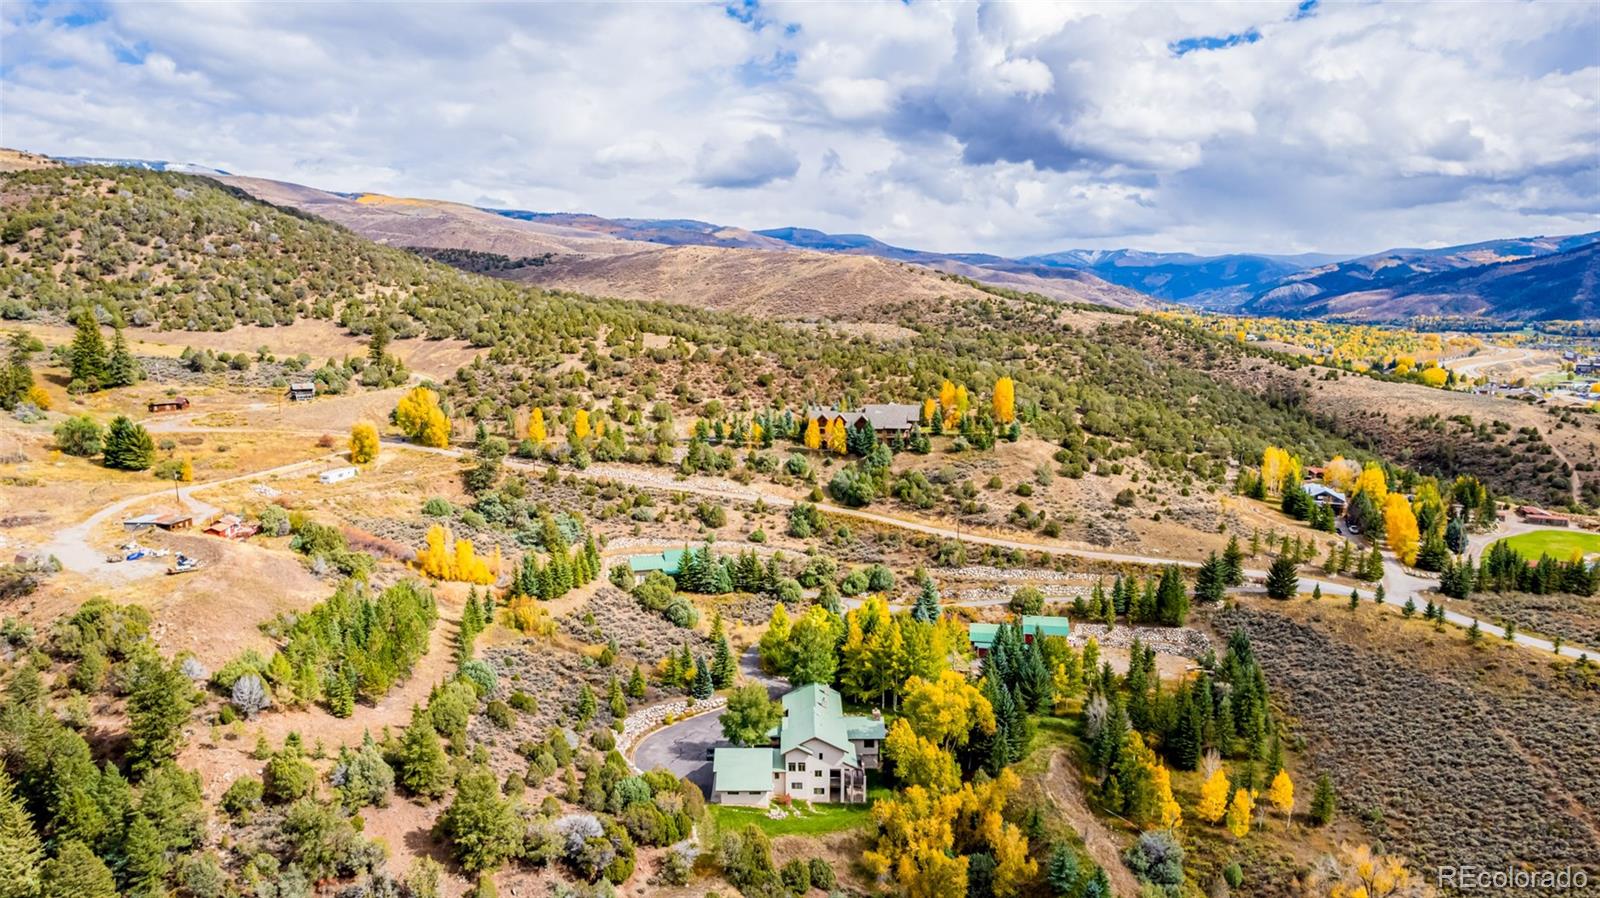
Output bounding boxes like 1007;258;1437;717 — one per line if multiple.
1495;529;1600;559
708;790;888;836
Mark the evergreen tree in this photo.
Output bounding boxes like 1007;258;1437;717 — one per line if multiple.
626;664;647;699
1155;564;1189;625
106;325;140;388
1445;516;1468;555
1046;846;1082;897
69;310;107;389
1308;773;1336;826
1221;535;1245;586
118;812;169;898
0;772;43;898
397;710;453;798
40;839;117;898
710;613;735;689
126;652;195;777
1265;555;1299;600
911;577;941;623
103;416;156;471
691;655;714;700
1360;547;1385;582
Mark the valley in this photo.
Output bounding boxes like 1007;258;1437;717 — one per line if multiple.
2;157;1598;898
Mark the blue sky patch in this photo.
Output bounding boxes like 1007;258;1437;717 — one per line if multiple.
1169;28;1262;57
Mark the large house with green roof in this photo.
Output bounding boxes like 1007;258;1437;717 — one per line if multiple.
711;683;884;807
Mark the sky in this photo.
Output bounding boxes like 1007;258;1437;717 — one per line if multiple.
2;0;1598;257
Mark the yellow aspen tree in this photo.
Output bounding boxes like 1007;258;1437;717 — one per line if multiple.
1383;492;1420;565
1354;464;1388;505
528;407;547;445
418;405;450;448
1151;762;1182;830
593;416;606;438
1268;769;1295;829
572;409;591;441
178;457;194;483
1225;786;1254;838
921;397;937;425
1196;765;1231;824
827;418;847;455
954;384;969;419
419;524;452;579
803;416;822;450
349;421;379;464
24;384;50;410
939;379;956;413
991;377;1015;424
747;420;763;449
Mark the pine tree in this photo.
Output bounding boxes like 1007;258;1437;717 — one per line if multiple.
1222;535;1245;586
69;310;107;389
1308;773;1336;826
0;771;43;898
106;325;140;388
710;613;735;688
119;812;169;898
576;684;597;722
1265;555;1299;600
1361;547;1385;581
1468;619;1482;643
1155;564;1189;625
103;415;157;471
127;653;195;777
911;577;941;622
626;664;647;699
691;655;714;699
398;710;453;798
40;839;116;898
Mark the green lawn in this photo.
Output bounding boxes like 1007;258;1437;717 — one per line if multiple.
1494;529;1600;560
709;796;877;836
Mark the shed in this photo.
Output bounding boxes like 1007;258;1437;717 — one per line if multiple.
153;512;193;531
147;397;191;413
122;513;162;531
204;514;259;540
319;466;359;484
969;614;1072;656
287;381;317;402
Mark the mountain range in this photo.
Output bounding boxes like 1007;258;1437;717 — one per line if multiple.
36;150;1600;323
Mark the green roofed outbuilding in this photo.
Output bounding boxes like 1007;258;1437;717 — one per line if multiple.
968;614;1072;657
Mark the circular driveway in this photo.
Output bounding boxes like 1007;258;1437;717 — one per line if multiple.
631;706;726;794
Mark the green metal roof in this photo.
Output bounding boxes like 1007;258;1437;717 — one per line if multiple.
843;715;886;741
779;683;858;765
712;747;779;792
968;615;1072;648
628;549;687;574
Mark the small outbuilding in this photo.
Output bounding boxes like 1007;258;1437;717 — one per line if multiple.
152;512;193;531
122;513;162;531
287;382;317;402
969;614;1073;657
204;514;259;540
628;549;688;576
319;466;358;484
147;397;191;413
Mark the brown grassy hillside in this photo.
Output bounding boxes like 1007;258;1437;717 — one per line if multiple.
222;175;648;258
508;243;998;320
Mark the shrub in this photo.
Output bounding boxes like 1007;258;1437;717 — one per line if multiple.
220;776;264;819
779;859;812;893
263;746;318;803
423;497;454;517
485;699;514;729
1010;587;1044;615
809;858;836;890
1123;830;1183;887
53;415;104;457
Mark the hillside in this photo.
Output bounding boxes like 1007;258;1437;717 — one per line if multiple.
221;176;649;259
506;243;990;319
1246;232;1600;322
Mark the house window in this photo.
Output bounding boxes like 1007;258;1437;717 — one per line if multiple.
814;787;825;795
788;762;804;772
790;781;802;791
815;769;823;777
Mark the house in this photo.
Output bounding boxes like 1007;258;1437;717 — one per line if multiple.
968;615;1072;658
1301;483;1348;514
287;382;317;402
204;514;259;540
1516;505;1571;527
804;404;923;440
122;513;163;531
152;512;193;531
1303;465;1325;482
628;549;688;576
147;397;190;413
319;466;359;484
710;683;885;807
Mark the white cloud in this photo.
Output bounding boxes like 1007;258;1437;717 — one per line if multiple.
0;0;1594;255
